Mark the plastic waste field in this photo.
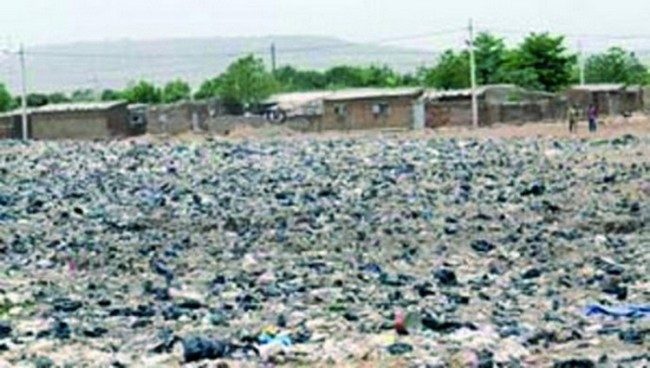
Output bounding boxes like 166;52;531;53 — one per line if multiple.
0;135;648;367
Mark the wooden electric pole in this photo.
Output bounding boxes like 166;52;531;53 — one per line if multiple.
19;44;28;140
468;19;479;129
271;43;277;74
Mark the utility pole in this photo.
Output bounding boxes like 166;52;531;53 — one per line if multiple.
19;44;28;140
468;19;479;129
578;41;585;85
270;43;277;75
91;73;101;101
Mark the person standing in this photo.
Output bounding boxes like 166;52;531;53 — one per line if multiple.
588;104;598;133
567;105;579;133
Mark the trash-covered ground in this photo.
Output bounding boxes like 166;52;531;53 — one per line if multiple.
0;132;648;367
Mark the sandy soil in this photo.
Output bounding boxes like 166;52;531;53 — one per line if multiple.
131;115;650;144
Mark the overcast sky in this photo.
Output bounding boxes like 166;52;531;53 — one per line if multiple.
2;0;650;51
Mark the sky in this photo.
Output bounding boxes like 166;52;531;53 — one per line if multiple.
2;0;650;52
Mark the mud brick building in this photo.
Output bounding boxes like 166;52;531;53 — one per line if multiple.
0;101;136;140
265;88;425;132
567;84;644;116
424;85;565;128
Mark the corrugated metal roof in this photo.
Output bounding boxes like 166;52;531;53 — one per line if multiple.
424;85;518;100
324;88;423;102
265;91;329;117
423;88;473;99
266;88;424;115
0;109;34;119
569;84;646;92
266;91;330;110
33;101;127;113
570;84;626;92
0;101;127;119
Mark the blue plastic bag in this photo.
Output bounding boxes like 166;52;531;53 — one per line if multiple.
585;304;650;318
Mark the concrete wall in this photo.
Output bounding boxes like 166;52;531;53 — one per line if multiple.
496;99;567;124
31;113;109;140
144;101;313;136
621;91;644;114
146;101;221;135
566;90;643;116
106;106;132;137
283;117;322;133
29;105;130;140
426;100;489;128
0;115;33;139
204;115;267;135
426;98;566;128
321;96;415;131
0;116;17;139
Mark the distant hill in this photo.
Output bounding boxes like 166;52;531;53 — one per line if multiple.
0;36;435;94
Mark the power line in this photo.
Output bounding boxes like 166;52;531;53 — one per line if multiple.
277;28;465;54
478;27;650;41
21;49;268;60
10;28;462;59
373;28;467;44
19;46;435;60
11;56;435;86
5;24;650;95
6;27;650;61
11;28;650;62
22;48;435;62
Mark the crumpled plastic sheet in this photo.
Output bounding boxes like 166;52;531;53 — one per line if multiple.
585;304;650;318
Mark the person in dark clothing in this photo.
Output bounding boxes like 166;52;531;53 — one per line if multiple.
588;104;598;133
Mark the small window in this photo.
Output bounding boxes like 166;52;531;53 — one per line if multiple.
372;103;390;116
334;104;347;116
131;115;144;126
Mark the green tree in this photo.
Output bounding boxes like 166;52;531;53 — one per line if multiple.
0;83;14;112
47;92;71;104
421;50;470;90
500;33;577;91
70;89;96;102
122;81;162;104
162;79;191;103
361;65;404;87
474;33;507;85
585;47;649;85
275;66;328;91
219;55;278;111
401;72;421;86
194;77;222;100
324;66;366;88
21;93;49;108
245;64;415;91
499;49;541;90
101;89;123;101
